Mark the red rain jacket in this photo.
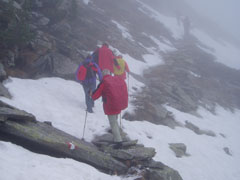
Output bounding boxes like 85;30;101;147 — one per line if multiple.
92;75;128;115
98;45;115;73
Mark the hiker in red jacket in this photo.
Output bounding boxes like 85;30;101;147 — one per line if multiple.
98;43;115;73
91;69;128;148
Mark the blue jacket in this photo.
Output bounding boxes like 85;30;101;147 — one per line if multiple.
76;57;102;86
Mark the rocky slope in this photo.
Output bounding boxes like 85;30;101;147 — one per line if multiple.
0;0;240;179
125;37;240;127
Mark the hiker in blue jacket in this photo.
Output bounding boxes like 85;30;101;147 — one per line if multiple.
76;55;102;113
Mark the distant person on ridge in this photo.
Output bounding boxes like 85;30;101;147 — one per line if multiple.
97;42;115;73
182;16;191;37
76;55;102;113
90;69;128;148
113;54;130;80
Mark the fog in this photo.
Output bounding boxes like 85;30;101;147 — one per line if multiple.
184;0;240;41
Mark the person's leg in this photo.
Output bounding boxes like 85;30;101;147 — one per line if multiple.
108;114;122;142
89;81;96;108
83;85;93;113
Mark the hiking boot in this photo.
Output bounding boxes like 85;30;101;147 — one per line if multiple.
87;109;93;113
113;142;123;149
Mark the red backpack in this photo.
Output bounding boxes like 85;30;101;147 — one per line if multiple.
77;65;87;81
103;76;128;111
76;63;96;82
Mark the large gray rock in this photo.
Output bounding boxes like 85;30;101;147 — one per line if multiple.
31;31;52;54
141;160;165;169
169;143;190;158
0;101;183;179
223;147;232;156
0;83;11;99
92;132;131;144
145;167;183;180
51;22;72;39
101;146;156;161
51;52;77;76
3;50;16;67
0;115;128;174
57;0;72;11
33;0;43;8
0;63;7;81
185;121;216;137
38;16;50;26
32;52;77;79
0;102;36;122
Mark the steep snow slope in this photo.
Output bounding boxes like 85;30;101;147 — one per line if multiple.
0;74;240;180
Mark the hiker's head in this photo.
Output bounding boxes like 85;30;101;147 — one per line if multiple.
86;55;92;60
102;69;111;76
102;42;109;47
84;55;92;63
117;54;123;58
112;49;117;56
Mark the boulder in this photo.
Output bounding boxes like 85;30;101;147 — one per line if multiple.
38;16;50;26
223;147;232;156
0;83;11;99
31;52;77;79
101;146;156;161
31;32;53;54
0;101;183;179
155;104;169;120
92;132;131;144
51;22;72;39
0;115;128;174
4;50;16;67
145;166;183;180
141;159;165;169
169;143;189;158
185;121;216;137
0;102;36;122
33;0;43;8
0;63;7;81
57;0;72;11
12;1;21;9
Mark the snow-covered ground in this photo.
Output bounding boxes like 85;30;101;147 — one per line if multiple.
0;141;120;180
0;75;240;180
192;29;240;70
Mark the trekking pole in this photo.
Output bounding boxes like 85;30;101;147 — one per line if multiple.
127;73;130;94
120;112;122;129
82;110;88;140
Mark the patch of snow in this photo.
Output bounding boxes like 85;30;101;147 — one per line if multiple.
192;29;240;70
111;20;134;42
137;0;184;39
0;141;120;180
82;0;90;5
189;71;201;78
149;35;176;52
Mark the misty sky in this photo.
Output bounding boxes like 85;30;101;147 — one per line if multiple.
185;0;240;41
